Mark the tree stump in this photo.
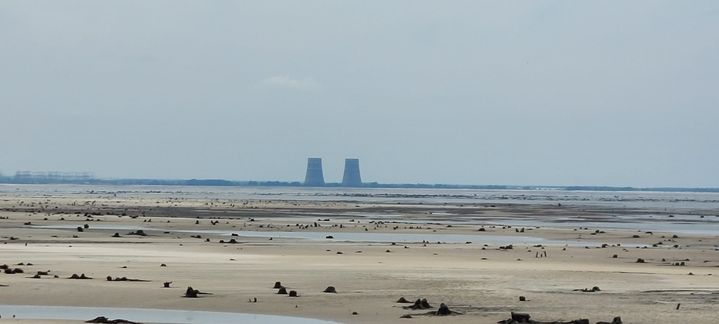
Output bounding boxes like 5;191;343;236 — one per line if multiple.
436;303;451;315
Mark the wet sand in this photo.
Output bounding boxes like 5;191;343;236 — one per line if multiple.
1;188;718;323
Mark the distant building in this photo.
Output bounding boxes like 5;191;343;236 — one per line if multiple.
341;158;362;187
304;158;325;186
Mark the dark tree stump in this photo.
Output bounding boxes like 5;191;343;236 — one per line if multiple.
185;286;199;298
436;303;451;316
511;312;531;322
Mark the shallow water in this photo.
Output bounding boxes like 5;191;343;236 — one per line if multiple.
3;184;719;210
494;218;719;236
10;183;718;239
0;305;337;324
32;224;611;246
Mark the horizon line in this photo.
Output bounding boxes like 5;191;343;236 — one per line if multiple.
0;175;717;192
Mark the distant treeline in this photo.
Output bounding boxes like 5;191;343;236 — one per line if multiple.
0;175;717;193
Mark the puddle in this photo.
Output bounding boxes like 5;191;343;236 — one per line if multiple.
0;305;337;324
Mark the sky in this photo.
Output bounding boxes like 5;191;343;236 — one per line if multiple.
1;1;718;187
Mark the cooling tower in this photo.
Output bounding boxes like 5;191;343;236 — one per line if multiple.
304;158;325;186
341;158;362;187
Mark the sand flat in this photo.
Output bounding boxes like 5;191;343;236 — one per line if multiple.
1;187;718;323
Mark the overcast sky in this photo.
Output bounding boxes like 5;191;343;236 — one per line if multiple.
1;1;717;187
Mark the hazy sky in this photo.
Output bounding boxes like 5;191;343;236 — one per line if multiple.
1;1;717;187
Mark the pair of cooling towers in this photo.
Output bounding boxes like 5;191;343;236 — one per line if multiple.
304;158;361;187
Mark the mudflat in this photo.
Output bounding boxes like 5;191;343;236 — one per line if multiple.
0;186;717;323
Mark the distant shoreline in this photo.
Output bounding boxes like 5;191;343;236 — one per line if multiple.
0;177;717;193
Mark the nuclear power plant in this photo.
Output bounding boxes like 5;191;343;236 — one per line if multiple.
304;158;325;186
341;158;362;187
303;157;363;187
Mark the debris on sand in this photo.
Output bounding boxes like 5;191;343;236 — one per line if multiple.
597;317;623;324
85;316;141;324
277;287;288;295
497;312;621;324
436;303;451;315
401;302;462;317
69;273;91;279
404;298;432;310
106;276;149;282
183;286;211;298
274;281;283;289
574;286;601;293
323;286;337;293
185;287;199;298
289;290;299;297
3;268;23;274
127;230;147;236
396;297;413;303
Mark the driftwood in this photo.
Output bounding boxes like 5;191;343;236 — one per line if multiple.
106;276;149;282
